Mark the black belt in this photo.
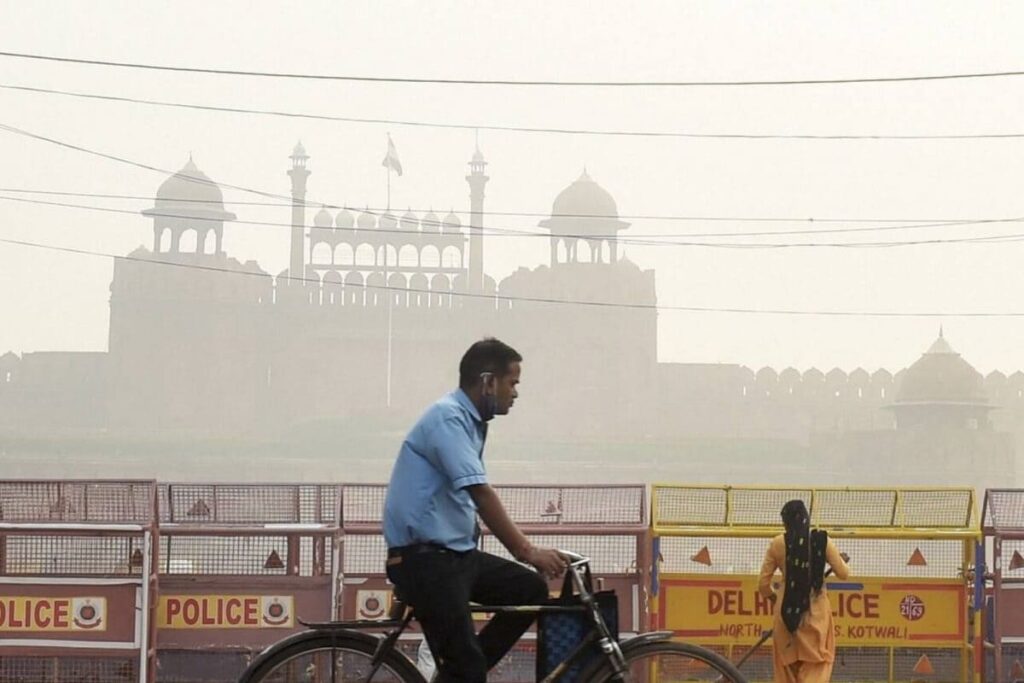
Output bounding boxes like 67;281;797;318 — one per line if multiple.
387;542;451;559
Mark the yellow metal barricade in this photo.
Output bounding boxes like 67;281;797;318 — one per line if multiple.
650;485;979;683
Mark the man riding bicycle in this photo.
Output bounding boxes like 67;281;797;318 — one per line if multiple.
383;338;568;683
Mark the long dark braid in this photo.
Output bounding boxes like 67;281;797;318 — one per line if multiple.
780;499;828;633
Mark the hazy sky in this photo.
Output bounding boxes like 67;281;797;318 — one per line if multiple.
3;1;1024;373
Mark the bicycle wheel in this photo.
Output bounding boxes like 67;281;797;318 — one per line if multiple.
587;640;748;683
238;630;426;683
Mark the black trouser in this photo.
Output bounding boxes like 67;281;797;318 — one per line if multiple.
386;547;548;683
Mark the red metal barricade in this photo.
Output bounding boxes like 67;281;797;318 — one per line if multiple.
341;483;650;683
982;489;1024;683
154;483;341;683
0;479;159;683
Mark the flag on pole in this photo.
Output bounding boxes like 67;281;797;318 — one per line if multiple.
382;134;403;176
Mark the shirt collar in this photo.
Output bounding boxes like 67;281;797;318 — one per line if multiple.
454;388;484;424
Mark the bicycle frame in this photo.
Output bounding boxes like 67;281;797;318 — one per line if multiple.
299;553;630;683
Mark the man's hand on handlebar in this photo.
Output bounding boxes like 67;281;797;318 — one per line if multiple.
520;546;570;579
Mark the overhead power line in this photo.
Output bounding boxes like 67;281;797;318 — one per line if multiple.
6;121;1024;246
3;234;1024;318
5;51;1024;87
6;82;1024;140
1;187;1001;228
4;122;1024;246
6;193;1024;249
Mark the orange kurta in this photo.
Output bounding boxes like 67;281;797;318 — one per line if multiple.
758;534;850;683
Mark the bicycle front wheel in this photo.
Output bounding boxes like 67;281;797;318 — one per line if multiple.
589;640;748;683
239;630;426;683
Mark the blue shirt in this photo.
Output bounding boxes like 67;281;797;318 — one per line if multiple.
383;389;488;552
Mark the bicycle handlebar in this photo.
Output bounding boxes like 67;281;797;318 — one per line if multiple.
557;549;589;567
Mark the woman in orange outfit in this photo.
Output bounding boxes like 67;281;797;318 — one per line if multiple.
758;500;850;683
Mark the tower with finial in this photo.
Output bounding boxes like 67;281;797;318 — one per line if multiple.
143;157;236;256
540;169;629;265
466;139;489;293
287;142;311;284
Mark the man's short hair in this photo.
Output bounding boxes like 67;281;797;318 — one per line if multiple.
459;338;523;389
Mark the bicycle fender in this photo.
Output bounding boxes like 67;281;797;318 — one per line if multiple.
574;631;675;682
619;631;674;649
238;629;386;683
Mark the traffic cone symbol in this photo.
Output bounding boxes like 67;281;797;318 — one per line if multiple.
912;654;934;676
907;548;928;567
1010;551;1024;571
264;550;284;569
691;546;712;566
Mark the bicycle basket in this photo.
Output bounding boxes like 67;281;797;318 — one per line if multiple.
536;566;618;683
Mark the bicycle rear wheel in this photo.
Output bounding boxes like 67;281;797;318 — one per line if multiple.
239;630;425;683
587;640;747;683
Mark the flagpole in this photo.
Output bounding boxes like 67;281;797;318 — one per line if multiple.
385;162;393;408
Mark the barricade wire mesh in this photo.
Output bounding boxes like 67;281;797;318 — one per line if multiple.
0;655;138;683
654;486;975;532
0;480;155;524
658;536;965;578
342;484;386;525
482;534;640;574
892;647;964;683
730;489;812;526
998;644;1024;683
495;486;646;525
654;487;728;526
659;536;768;575
1002;538;1024;579
899;490;974;528
813;489;898;527
159;484;339;525
343;533;388;575
341;484;645;526
343;533;641;576
984;489;1024;531
832;646;895;683
156;650;254;683
160;535;293;575
3;534;145;575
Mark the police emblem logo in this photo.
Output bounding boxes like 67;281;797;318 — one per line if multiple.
260;596;294;627
356;590;391;619
72;598;106;630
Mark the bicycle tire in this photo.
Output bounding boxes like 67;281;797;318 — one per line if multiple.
238;629;426;683
584;640;748;683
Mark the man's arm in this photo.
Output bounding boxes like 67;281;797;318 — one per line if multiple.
468;484;568;578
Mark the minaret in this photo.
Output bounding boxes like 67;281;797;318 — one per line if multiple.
287;142;311;283
466;144;489;293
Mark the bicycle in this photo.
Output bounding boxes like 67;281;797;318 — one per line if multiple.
237;551;748;683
